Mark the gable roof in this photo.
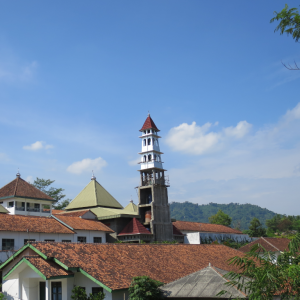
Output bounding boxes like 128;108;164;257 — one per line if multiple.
160;265;247;298
172;224;183;236
1;242;245;291
124;201;138;213
173;221;243;234
140;114;159;132
0;214;74;234
0;176;55;201
118;218;151;235
55;209;96;218
54;215;114;232
0;205;9;214
65;179;123;210
239;237;290;253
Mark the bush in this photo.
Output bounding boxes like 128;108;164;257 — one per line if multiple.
71;286;105;300
129;276;163;300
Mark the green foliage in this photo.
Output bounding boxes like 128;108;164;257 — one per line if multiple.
265;214;300;236
170;202;276;230
200;236;249;249
209;209;232;226
248;217;266;237
218;233;300;300
0;293;5;300
71;286;105;300
271;4;300;42
32;177;70;209
128;276;164;300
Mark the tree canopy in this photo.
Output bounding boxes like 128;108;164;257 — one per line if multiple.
32;177;70;209
209;209;232;227
247;217;266;237
219;233;300;300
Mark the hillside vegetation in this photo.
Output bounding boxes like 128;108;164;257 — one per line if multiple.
170;202;276;230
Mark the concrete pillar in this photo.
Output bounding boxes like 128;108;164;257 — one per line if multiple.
46;280;50;300
18;278;22;300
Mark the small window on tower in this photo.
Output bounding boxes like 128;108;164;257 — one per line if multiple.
147;130;150;134
143;139;146;146
148;138;151;145
144;131;146;134
143;155;146;162
148;154;152;161
154;154;157;161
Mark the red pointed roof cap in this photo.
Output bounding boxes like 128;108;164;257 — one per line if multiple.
118;218;152;235
140;114;160;132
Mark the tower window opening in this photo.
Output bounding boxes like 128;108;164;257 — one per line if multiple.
143;155;146;162
148;154;152;161
144;131;146;134
147;130;150;134
148;138;151;145
143;139;146;146
154;154;157;161
158;155;161;162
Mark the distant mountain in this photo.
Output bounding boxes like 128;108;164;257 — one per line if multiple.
170;202;276;230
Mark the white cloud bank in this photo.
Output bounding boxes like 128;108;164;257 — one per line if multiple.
23;141;53;151
67;157;107;175
166;121;252;155
165;102;300;215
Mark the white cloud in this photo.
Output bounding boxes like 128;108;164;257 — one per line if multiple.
284;102;300;122
26;176;33;183
165;120;252;155
128;157;141;166
23;141;53;151
67;157;107;175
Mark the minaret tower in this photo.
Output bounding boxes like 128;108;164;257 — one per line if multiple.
137;114;173;241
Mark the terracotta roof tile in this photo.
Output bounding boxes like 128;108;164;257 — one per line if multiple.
25;256;73;278
140;115;159;132
239;237;290;253
55;215;114;232
0;177;54;201
51;209;65;214
28;242;245;290
172;224;183;236
173;221;243;234
118;218;151;235
0;214;74;234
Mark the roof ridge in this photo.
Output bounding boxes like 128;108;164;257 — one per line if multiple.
13;177;19;196
261;237;280;251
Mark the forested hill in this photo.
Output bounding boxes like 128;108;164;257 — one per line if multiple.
170;202;276;230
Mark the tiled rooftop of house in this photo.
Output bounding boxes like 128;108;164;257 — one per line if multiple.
140;114;159;132
17;242;245;290
54;215;114;232
0;214;74;234
25;256;73;278
0;176;54;201
172;221;243;234
239;237;290;253
55;209;95;217
172;224;183;236
118;218;151;235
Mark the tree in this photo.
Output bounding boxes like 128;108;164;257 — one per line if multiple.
218;233;300;300
248;217;266;237
271;4;300;70
209;209;232;227
71;286;105;300
32;178;70;209
128;276;164;300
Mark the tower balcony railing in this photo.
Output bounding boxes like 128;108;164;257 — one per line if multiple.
142;175;170;187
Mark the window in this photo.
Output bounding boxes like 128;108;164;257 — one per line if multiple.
93;237;102;243
8;201;14;208
34;203;40;210
147;130;150;134
51;282;62;300
92;287;103;295
154;154;157;161
62;240;71;243
45;239;55;242
143;139;146;146
77;236;86;243
2;239;14;251
143;155;146;162
24;239;35;244
143;131;146;134
147;138;151;145
148;154;152;161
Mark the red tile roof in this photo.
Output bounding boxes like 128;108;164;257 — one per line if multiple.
56;209;95;217
0;214;74;234
25;256;73;278
0;176;54;201
140;115;159;132
239;237;290;253
118;218;151;235
26;242;245;290
51;209;65;214
173;221;243;234
55;215;114;232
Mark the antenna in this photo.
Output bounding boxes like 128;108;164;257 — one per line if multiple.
91;170;96;180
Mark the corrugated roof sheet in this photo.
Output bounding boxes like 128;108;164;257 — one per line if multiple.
90;207;139;220
65;179;123;210
0;176;54;201
160;265;247;298
0;205;9;214
123;201;138;213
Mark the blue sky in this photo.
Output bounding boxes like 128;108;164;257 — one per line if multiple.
0;1;299;215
